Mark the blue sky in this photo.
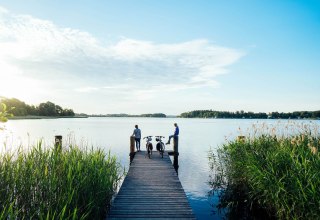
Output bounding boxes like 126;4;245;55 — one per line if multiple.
0;0;319;115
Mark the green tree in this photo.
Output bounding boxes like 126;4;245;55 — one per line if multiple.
312;111;320;118
38;101;56;116
55;105;63;115
1;98;27;116
26;105;38;115
61;109;75;116
1;97;76;118
0;103;9;123
0;103;13;130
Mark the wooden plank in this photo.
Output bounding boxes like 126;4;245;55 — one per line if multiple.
107;151;195;219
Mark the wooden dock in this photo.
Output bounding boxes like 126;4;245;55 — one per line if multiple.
108;151;195;219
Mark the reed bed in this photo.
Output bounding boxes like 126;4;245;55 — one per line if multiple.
209;121;320;220
0;142;122;219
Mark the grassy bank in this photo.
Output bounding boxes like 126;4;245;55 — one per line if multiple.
209;122;320;219
0;143;122;219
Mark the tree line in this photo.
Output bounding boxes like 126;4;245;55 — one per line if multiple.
0;98;75;117
90;113;166;118
179;110;320;119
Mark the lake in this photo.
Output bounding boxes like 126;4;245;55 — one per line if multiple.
1;117;319;219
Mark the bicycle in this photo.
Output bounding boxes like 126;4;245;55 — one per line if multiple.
143;136;153;159
155;136;165;158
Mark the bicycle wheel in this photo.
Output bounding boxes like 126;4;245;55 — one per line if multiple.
161;142;165;158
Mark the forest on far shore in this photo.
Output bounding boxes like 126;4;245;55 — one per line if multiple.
179;109;320;119
0;98;75;117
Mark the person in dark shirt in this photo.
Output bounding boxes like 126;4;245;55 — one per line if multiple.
166;123;179;145
132;125;141;151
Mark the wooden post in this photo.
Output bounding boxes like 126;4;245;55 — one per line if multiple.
55;135;62;151
130;136;135;164
173;136;179;172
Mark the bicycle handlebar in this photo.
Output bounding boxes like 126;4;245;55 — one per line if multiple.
143;136;165;140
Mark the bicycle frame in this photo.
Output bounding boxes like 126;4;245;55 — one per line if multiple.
155;136;165;158
143;136;153;159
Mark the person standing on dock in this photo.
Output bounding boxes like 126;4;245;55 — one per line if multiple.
166;123;179;145
132;125;141;152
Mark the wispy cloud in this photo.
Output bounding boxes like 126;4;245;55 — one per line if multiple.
0;6;244;113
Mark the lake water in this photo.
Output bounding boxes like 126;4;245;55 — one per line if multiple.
1;118;319;219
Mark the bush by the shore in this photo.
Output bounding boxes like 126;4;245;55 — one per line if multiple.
209;122;320;219
0;143;122;219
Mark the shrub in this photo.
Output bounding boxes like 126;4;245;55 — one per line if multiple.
209;122;320;219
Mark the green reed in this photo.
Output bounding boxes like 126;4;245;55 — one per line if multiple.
209;121;320;220
0;143;122;219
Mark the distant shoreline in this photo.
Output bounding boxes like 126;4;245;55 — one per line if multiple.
8;116;319;120
9;115;88;120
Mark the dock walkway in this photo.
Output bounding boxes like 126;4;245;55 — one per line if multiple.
108;151;195;219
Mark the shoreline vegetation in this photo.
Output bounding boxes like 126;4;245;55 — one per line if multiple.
0;144;123;219
180;110;320;119
0;98;75;118
209;122;320;219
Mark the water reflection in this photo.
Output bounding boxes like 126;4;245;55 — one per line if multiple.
188;194;222;220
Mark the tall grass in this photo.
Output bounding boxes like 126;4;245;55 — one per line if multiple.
209;121;320;219
0;142;122;219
